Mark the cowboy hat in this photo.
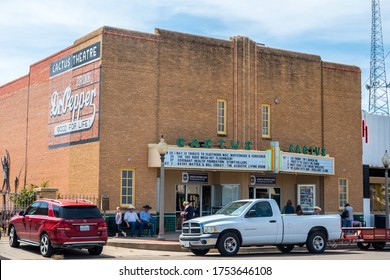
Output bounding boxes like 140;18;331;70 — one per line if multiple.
143;204;152;209
127;205;135;209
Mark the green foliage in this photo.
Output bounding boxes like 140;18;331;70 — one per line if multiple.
9;185;36;207
29;179;50;189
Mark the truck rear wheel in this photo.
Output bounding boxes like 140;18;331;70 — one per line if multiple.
306;231;326;254
217;232;240;256
276;245;294;253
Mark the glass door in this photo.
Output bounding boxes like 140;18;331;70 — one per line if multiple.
175;184;202;231
249;186;281;209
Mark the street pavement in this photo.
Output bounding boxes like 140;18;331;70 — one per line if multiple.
106;231;362;252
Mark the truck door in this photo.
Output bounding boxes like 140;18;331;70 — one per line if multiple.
243;201;281;245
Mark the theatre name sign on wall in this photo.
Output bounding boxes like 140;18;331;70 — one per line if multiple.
48;42;101;148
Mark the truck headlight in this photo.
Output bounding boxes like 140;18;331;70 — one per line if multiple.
203;226;218;234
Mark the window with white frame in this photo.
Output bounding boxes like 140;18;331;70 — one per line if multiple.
217;99;227;135
261;104;270;138
338;178;348;209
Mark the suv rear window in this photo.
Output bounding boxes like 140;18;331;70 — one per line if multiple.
53;206;102;219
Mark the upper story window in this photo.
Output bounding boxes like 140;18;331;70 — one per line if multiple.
338;178;348;210
217;99;227;135
261;104;271;138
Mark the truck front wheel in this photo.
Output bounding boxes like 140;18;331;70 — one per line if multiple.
191;249;210;256
217;232;240;256
306;231;327;254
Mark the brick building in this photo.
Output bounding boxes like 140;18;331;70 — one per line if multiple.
0;26;362;231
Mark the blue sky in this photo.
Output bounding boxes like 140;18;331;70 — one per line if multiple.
1;0;390;111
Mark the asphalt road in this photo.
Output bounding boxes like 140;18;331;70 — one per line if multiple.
1;239;390;260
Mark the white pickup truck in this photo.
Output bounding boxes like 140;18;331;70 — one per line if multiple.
179;199;342;256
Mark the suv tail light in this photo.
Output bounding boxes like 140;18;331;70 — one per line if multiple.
54;221;71;231
97;222;107;231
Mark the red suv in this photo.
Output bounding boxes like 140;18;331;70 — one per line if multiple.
8;198;108;257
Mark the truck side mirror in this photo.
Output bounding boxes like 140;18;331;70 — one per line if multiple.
248;210;257;217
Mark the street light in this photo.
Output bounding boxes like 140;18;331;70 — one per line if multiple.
157;135;168;240
382;150;390;229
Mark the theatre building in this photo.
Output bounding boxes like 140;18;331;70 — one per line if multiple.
0;26;362;231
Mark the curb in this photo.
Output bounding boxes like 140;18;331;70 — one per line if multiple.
107;239;184;252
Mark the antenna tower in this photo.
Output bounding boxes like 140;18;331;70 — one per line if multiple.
368;0;389;114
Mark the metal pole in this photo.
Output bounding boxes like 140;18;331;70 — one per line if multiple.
385;167;389;229
157;154;165;240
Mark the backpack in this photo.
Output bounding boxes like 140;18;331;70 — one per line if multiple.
341;210;349;219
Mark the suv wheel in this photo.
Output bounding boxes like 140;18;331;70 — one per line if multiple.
9;226;20;247
40;233;55;257
88;246;103;255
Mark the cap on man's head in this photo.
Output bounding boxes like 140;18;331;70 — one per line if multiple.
143;205;152;209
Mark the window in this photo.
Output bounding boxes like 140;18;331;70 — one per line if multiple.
25;202;40;215
121;169;135;206
247;201;273;218
217;99;227;135
338;178;348;209
261;104;271;138
60;206;102;219
36;202;49;216
212;184;240;208
370;183;386;212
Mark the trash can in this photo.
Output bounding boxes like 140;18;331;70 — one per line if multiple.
374;215;386;228
101;195;109;211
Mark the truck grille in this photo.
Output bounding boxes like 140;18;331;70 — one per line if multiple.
182;222;201;235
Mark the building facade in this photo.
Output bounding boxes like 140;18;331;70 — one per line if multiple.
0;26;362;231
362;110;390;226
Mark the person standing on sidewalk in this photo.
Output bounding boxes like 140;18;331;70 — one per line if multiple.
281;199;295;214
114;206;126;238
181;201;194;221
342;203;354;227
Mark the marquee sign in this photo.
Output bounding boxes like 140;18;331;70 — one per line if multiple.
280;152;334;175
164;147;271;171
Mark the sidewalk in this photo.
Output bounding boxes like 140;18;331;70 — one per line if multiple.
106;232;184;252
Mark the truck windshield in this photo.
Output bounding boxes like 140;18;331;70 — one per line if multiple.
216;201;252;216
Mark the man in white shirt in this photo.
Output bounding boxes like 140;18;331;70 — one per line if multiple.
124;205;142;237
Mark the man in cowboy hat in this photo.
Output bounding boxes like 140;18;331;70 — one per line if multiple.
313;206;322;215
124;205;142;237
139;204;155;237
